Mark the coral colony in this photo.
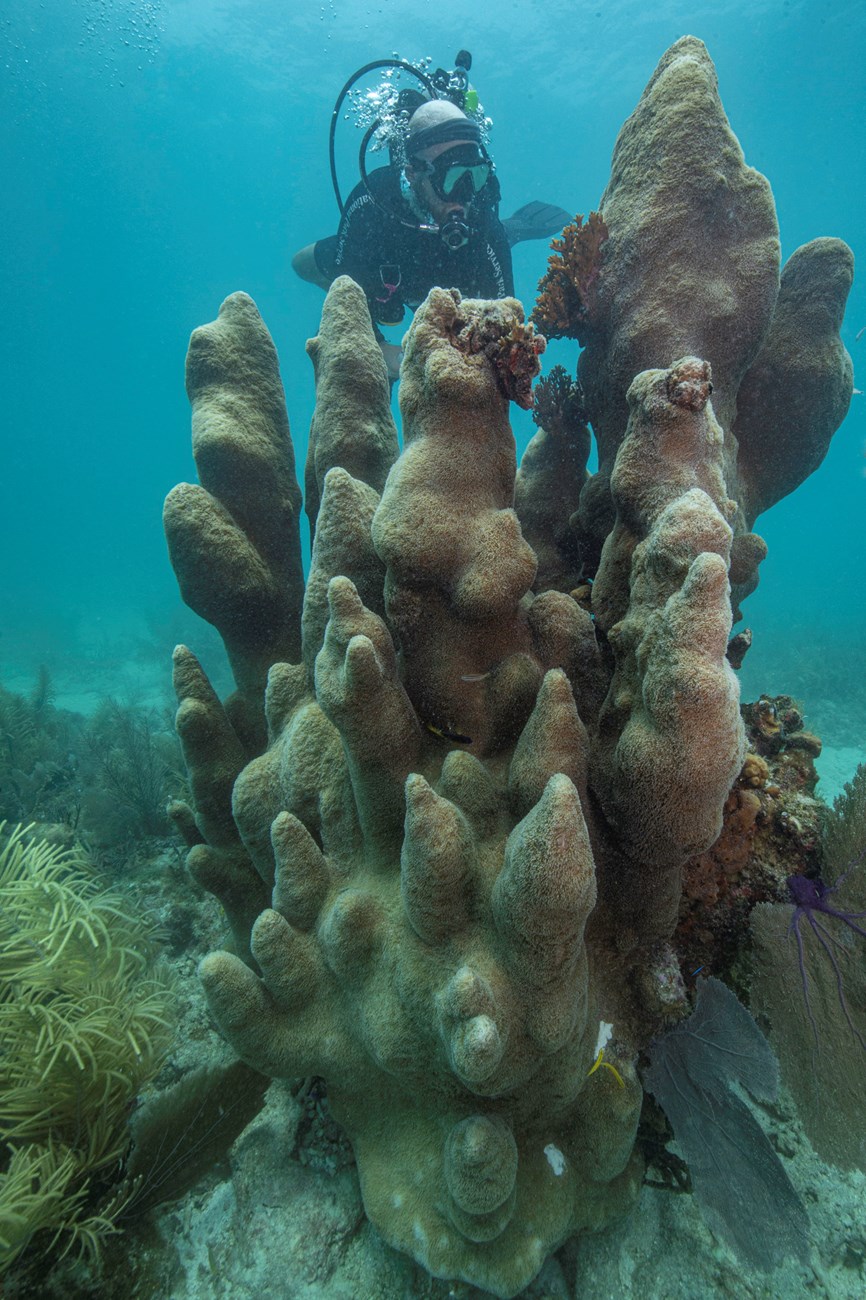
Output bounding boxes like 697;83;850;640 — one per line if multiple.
164;38;853;1298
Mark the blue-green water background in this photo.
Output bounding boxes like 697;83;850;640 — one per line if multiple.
2;0;864;777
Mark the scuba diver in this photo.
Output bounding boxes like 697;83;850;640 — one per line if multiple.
292;51;570;381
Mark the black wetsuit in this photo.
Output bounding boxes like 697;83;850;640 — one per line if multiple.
315;165;514;328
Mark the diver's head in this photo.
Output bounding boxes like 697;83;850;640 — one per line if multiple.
404;99;492;245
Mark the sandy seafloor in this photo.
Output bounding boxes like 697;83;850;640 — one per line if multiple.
121;1083;866;1300
24;967;866;1300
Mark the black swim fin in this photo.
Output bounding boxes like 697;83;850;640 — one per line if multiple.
502;201;572;247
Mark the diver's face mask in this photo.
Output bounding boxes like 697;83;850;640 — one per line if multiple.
413;144;492;207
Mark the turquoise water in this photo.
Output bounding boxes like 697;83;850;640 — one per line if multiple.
2;1;863;701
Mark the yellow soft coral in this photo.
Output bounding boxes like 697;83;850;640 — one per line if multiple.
0;824;175;1273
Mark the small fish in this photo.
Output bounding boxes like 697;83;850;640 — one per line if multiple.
853;387;863;396
460;672;490;683
856;326;866;342
424;722;473;745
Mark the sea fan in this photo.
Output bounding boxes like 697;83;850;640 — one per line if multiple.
642;977;809;1270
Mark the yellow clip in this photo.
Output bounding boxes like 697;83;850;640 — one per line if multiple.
586;1048;625;1089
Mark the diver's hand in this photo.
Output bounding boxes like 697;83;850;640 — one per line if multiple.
379;340;404;382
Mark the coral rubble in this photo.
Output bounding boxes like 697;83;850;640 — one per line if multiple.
164;36;853;1300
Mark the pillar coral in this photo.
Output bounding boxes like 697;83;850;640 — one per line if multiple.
514;366;591;594
163;291;306;752
370;289;548;755
304;275;400;539
590;358;744;941
163;38;852;1299
569;37;852;604
166;289;744;1295
732;236;855;526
